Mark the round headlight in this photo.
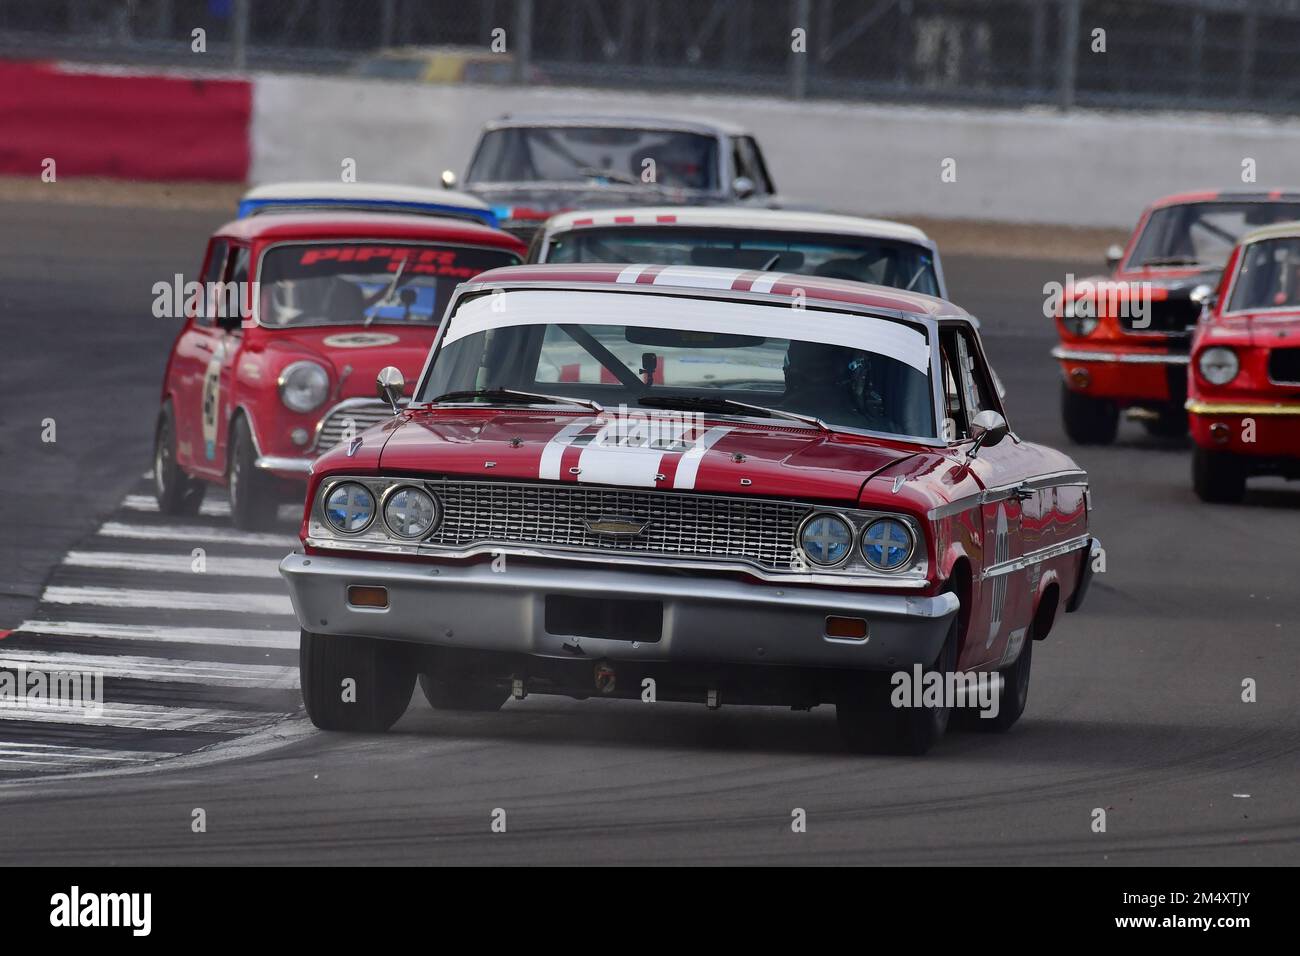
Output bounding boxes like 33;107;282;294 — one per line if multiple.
799;513;854;567
323;482;375;533
383;485;439;539
279;361;329;414
861;518;916;572
1198;346;1239;386
1061;296;1099;336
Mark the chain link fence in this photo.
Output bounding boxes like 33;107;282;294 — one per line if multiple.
0;0;1297;112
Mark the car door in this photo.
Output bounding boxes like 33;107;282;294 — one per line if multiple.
171;238;228;473
940;324;1036;668
206;243;251;478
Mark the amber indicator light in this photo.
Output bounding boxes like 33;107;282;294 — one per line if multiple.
347;585;389;608
825;616;868;640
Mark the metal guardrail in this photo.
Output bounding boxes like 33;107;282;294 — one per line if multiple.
0;0;1296;113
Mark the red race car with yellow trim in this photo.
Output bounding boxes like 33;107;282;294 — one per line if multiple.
1188;220;1300;502
1051;190;1300;445
153;211;525;529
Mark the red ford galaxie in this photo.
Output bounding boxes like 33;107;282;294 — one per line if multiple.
153;211;526;528
280;264;1099;753
1052;190;1300;444
1188;221;1300;502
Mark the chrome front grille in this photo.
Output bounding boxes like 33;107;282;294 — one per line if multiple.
314;400;402;452
423;480;812;571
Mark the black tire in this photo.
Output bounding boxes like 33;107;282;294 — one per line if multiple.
837;616;959;756
975;632;1032;733
1193;446;1246;504
1142;408;1188;439
154;401;206;516
419;673;508;712
300;629;415;732
1061;383;1119;445
228;416;280;530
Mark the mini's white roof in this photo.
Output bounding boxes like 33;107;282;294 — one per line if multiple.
243;181;489;211
544;206;932;246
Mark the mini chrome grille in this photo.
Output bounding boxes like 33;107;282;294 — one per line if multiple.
315;401;401;452
423;480;812;571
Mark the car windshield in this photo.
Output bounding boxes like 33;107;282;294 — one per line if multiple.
1226;236;1300;312
1127;201;1300;269
546;227;941;296
256;242;519;328
466;126;718;191
419;289;937;439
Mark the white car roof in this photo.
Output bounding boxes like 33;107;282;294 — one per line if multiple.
544;206;932;246
242;181;490;211
484;113;749;137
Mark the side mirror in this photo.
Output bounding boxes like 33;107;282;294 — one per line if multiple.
1105;244;1125;271
376;366;405;415
440;169;459;189
966;409;1009;459
732;176;755;200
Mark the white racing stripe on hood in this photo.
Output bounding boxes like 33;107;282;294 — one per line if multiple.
671;426;732;489
539;417;596;480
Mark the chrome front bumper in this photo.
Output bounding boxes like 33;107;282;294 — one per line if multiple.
278;553;960;671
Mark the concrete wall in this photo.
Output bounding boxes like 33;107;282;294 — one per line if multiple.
252;75;1300;229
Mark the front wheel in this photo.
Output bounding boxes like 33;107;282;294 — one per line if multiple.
975;632;1032;733
1060;383;1118;445
153;402;206;516
837;616;958;756
1192;446;1246;503
300;630;415;732
228;416;280;530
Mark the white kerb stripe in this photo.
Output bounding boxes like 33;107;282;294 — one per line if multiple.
14;620;299;649
0;651;298;689
64;551;280;580
40;586;294;616
616;265;647;284
0;700;278;733
98;521;292;549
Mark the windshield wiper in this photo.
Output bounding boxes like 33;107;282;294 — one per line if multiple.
576;165;640;186
638;394;831;433
428;387;604;413
1139;256;1203;267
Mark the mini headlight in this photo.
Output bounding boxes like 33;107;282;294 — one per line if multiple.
861;518;916;572
799;513;854;567
279;361;329;414
323;482;375;533
1198;347;1239;386
383;485;439;539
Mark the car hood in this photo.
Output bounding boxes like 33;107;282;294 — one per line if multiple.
1113;265;1222;293
376;409;927;504
257;325;435;400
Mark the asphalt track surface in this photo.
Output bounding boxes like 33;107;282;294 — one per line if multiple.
0;200;1296;865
